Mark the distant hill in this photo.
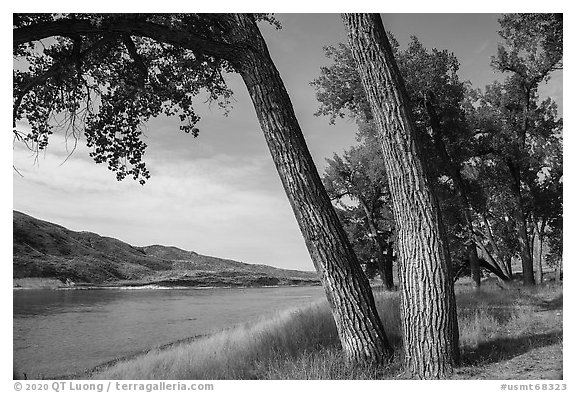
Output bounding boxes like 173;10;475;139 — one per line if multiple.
13;211;319;289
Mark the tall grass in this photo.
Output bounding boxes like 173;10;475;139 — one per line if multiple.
89;284;561;380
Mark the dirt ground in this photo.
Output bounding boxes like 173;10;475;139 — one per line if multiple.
455;289;563;380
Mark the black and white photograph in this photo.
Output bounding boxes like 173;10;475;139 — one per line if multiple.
11;11;564;384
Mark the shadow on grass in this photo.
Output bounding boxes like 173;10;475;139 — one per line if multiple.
536;294;563;311
461;330;562;367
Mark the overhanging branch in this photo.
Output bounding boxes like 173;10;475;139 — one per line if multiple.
122;35;148;86
13;34;115;127
14;16;243;61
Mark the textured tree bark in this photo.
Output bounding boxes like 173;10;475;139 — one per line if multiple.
232;14;393;364
14;13;394;365
533;220;545;285
468;244;482;288
342;13;460;378
533;231;542;285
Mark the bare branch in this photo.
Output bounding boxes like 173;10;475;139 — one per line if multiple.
13;165;24;178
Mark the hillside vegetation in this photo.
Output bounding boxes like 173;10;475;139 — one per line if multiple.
13;211;319;288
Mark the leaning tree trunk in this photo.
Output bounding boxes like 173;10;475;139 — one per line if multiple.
231;14;392;364
343;13;460;378
478;215;513;279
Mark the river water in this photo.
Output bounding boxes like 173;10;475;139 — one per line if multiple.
13;286;325;379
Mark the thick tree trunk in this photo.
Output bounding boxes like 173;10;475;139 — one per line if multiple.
533;220;545;285
533;231;543;285
506;161;535;285
468;244;482;288
516;215;534;284
343;13;460;379
233;14;392;364
359;199;394;290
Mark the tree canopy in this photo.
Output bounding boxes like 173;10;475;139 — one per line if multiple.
315;14;563;286
14;13;396;365
13;14;286;183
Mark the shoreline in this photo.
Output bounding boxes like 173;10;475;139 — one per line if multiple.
13;277;321;291
19;290;329;380
51;333;208;380
14;282;328;380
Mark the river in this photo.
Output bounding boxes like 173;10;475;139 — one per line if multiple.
13;285;325;379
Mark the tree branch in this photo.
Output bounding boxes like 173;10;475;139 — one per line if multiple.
13;34;115;127
14;16;242;61
122;35;148;86
329;190;352;201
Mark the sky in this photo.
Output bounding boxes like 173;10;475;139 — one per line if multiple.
11;14;564;272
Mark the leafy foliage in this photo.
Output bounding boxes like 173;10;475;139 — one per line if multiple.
467;13;563;274
314;14;563;281
322;140;394;279
314;35;480;277
13;14;249;183
492;13;563;85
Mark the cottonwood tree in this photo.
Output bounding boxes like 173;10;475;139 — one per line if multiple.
484;13;563;285
13;13;393;363
334;205;394;283
527;130;562;284
312;37;488;287
468;82;563;284
323;140;395;290
342;13;459;379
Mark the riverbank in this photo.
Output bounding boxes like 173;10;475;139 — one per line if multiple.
13;277;321;290
80;282;562;380
14;211;320;291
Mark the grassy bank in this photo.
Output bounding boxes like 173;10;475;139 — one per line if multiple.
88;281;562;380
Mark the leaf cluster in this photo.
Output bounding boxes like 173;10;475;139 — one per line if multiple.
14;13;238;183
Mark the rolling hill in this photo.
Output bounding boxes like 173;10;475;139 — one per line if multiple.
13;211;319;289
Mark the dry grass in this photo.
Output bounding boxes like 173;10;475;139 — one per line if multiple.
91;300;340;379
88;282;562;380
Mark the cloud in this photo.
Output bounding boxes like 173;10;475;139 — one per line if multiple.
13;133;313;270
